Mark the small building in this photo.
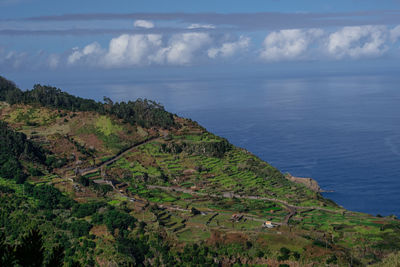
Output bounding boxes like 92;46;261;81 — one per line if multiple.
190;186;198;191
117;183;128;194
262;221;275;228
115;182;128;190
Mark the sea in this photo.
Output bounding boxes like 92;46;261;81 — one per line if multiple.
16;71;400;217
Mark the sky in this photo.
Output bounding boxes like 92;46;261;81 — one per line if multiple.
1;0;400;88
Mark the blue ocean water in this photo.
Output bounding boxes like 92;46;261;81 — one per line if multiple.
46;73;400;216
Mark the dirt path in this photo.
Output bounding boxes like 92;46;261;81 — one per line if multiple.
282;207;297;225
79;136;160;176
147;185;341;225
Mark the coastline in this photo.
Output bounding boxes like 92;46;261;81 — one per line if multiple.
285;173;333;193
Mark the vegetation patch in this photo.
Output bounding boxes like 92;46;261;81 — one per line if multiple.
95;115;122;136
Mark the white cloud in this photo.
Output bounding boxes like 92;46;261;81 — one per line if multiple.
0;48;27;69
162;32;212;65
260;29;323;61
67;42;103;65
103;34;162;67
327;26;388;59
67;32;212;67
390;25;400;42
133;20;154;29
208;36;250;58
103;32;211;66
67;48;80;64
47;54;59;69
187;24;215;30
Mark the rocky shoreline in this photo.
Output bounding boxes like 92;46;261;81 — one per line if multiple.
285;173;332;193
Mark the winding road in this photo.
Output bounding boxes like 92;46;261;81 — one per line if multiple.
78;136;160;176
147;185;342;225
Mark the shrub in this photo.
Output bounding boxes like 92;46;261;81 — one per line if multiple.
72;202;105;218
93;209;136;233
69;220;92;238
278;247;291;261
326;254;338;264
30;184;73;209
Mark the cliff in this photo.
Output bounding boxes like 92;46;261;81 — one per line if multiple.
285;173;323;192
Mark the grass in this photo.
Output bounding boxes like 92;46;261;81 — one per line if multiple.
71;114;137;154
83;172;101;179
172;133;223;143
177;228;211;242
147;191;178;203
180;193;194;199
108;200;121;206
108;140;324;207
5;106;59;127
96;115;122;136
115;157;162;180
0;177;25;194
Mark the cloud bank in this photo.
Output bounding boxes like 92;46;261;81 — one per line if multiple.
208;36;250;59
2;24;400;70
327;26;388;59
260;29;323;61
68;32;213;67
259;25;398;62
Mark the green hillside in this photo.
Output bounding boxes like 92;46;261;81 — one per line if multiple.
1;76;399;266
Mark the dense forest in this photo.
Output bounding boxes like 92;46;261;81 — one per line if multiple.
0;120;46;183
0;76;175;129
0;182;225;266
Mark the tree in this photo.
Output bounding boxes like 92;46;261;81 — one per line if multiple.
0;232;16;266
278;247;291;261
0;120;46;183
116;236;149;266
103;209;136;233
15;228;44;267
46;246;65;267
69;220;92;238
103;96;113;106
1;76;176;129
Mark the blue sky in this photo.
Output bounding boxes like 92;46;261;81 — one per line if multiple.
2;0;400;16
1;0;400;88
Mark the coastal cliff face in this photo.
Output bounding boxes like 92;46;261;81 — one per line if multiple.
285;174;322;192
